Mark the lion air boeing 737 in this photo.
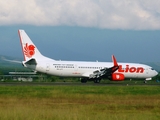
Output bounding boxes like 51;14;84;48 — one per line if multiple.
18;30;158;83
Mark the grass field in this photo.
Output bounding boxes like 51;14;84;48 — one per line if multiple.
0;85;159;120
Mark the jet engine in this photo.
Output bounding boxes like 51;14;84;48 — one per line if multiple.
111;73;125;81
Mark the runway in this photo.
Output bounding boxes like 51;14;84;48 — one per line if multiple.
0;82;159;86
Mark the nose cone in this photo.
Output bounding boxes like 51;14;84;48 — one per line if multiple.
151;69;158;77
148;68;158;78
155;70;158;76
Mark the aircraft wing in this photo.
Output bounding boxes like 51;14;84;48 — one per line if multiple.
89;55;119;79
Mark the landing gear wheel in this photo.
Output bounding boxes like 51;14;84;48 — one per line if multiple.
94;79;100;83
144;80;147;84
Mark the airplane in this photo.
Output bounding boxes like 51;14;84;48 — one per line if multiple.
18;29;158;83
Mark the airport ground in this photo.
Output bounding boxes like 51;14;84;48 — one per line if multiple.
0;80;159;120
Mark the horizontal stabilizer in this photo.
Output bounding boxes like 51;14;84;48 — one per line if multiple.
23;58;37;65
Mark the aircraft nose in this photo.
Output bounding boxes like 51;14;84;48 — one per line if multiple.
155;71;158;76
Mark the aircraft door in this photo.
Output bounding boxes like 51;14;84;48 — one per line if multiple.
74;64;78;71
46;63;50;72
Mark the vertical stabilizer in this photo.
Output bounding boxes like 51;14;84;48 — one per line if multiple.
18;30;43;61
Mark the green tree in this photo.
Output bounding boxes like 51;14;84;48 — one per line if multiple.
0;70;3;75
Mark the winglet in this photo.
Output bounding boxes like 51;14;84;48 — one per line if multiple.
111;55;119;73
112;55;118;67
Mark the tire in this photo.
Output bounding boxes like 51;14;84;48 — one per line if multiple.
94;79;100;83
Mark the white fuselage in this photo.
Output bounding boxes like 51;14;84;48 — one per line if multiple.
24;59;158;80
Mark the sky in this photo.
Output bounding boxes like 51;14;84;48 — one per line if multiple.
0;0;160;63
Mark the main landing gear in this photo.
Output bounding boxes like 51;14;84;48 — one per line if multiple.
80;78;101;83
94;79;101;83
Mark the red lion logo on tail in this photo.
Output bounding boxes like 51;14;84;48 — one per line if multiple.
24;43;35;58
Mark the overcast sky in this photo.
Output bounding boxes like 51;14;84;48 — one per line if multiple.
0;0;160;63
1;0;160;30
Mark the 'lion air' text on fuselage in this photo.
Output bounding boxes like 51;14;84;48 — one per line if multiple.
118;65;144;73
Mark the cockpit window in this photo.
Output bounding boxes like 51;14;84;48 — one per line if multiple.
151;68;154;70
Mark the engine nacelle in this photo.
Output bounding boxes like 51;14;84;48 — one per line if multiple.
112;73;125;81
